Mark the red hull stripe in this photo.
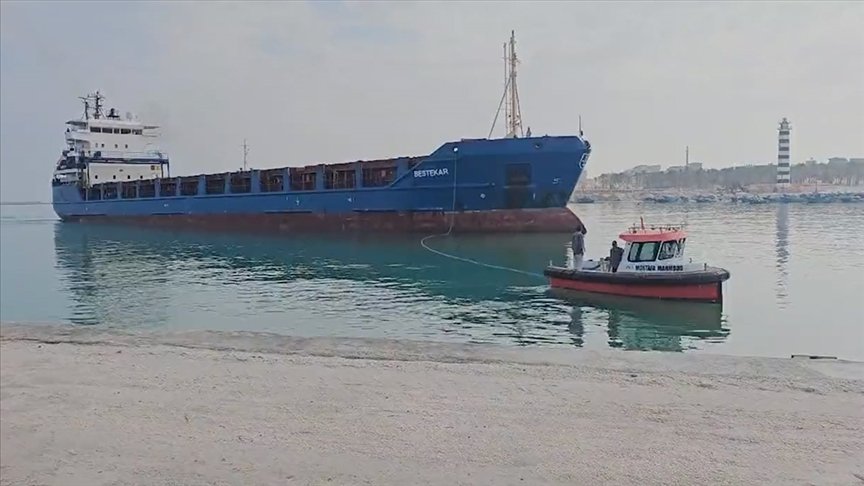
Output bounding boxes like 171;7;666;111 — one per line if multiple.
64;208;584;234
549;277;722;302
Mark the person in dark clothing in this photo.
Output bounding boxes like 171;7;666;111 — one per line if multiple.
570;223;587;270
609;240;624;273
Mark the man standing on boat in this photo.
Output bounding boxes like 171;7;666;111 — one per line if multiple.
571;224;586;270
609;240;624;273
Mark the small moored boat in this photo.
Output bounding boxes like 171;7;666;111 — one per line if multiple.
544;221;731;303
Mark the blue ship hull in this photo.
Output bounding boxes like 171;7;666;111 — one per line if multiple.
53;136;590;233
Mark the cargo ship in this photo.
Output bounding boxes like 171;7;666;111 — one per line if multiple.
51;32;592;233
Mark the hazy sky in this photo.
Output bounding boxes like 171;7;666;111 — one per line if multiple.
1;1;862;202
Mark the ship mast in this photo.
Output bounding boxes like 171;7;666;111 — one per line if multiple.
488;30;525;139
506;30;523;139
242;138;250;171
92;91;104;119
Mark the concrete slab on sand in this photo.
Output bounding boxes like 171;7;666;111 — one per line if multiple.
1;323;862;486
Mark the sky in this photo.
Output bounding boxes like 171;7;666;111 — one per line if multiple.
1;0;862;202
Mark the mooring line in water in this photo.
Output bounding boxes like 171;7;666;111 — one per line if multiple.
417;144;546;280
419;233;546;279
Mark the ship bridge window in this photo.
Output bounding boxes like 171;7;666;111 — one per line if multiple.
90;127;102;133
658;241;679;260
121;128;131;135
133;129;143;135
628;241;660;263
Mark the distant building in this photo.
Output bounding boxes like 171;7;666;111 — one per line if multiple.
687;162;703;171
828;157;849;165
667;165;686;172
624;164;661;175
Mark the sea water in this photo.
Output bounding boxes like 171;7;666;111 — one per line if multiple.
1;202;862;360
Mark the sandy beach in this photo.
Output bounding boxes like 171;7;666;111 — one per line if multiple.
1;324;862;486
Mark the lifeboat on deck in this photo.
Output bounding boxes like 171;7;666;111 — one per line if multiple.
543;221;731;303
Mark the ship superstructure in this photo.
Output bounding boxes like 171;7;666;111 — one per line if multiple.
53;91;168;190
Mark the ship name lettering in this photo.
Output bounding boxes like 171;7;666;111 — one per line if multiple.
413;168;450;178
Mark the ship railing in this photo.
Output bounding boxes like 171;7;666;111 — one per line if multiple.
85;150;169;161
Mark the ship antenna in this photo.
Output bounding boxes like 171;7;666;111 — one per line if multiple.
579;115;583;137
92;91;104;119
78;94;90;120
242;138;250;171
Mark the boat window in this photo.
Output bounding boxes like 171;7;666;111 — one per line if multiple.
90;127;102;133
121;129;131;135
658;240;679;260
676;238;687;257
628;242;660;262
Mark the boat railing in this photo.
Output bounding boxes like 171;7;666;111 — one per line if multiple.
625;222;686;234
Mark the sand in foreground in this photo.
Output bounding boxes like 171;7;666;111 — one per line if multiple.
1;325;863;486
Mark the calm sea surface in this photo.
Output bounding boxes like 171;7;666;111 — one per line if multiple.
1;202;862;360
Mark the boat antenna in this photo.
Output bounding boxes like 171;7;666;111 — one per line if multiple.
242;138;250;171
579;115;583;137
488;30;524;139
89;91;104;119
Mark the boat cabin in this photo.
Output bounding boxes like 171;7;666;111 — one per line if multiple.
571;223;708;274
614;224;690;273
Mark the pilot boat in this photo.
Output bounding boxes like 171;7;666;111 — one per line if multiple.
543;221;731;303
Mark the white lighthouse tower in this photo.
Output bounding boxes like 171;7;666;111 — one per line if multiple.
776;118;791;187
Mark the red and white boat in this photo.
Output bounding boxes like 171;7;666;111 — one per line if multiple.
544;221;731;303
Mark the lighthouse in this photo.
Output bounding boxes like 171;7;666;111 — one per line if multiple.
777;118;791;186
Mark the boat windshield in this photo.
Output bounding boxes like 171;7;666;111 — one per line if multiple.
628;241;659;262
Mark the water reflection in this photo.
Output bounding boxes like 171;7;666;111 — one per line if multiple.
52;222;731;352
775;204;790;307
551;289;728;351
